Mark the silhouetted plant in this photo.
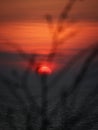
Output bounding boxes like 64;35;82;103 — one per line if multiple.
45;0;83;61
1;0;98;130
48;43;96;87
0;36;27;59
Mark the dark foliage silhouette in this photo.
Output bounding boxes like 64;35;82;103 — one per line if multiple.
0;0;98;130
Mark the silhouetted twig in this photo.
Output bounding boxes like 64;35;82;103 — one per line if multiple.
0;73;28;109
0;36;27;59
45;0;83;62
49;43;97;87
20;54;41;112
69;44;98;104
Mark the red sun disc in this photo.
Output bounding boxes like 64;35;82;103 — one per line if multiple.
37;65;52;75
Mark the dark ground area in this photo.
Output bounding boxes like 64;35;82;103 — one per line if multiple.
0;44;98;130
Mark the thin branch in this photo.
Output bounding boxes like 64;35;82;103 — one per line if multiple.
49;43;97;87
46;0;84;62
0;36;27;59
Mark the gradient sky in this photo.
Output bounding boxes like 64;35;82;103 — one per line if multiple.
0;0;98;54
0;0;98;107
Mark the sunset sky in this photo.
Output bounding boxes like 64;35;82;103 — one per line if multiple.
0;0;98;54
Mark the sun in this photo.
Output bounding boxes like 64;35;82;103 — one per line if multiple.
36;64;52;75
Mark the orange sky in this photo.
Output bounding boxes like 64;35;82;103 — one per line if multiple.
0;0;98;54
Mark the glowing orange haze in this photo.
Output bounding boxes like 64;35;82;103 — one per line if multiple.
0;21;98;54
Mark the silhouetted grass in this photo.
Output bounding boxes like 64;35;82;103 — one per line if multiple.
0;36;27;59
48;46;89;87
47;43;98;129
0;73;26;107
70;43;98;92
45;0;83;62
1;0;98;129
